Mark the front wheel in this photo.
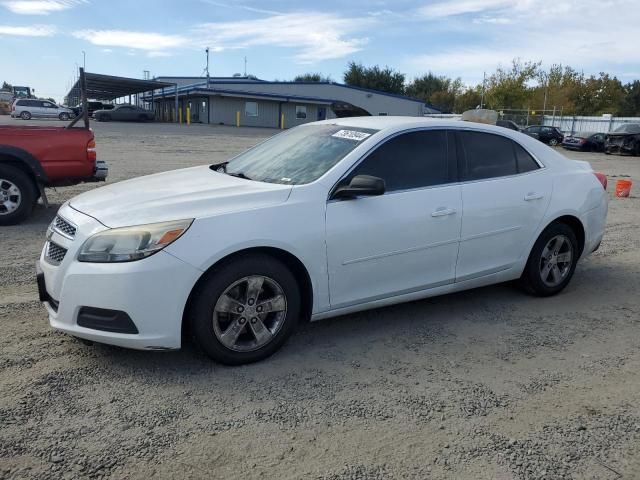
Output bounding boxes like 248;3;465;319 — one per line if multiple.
0;164;36;225
520;223;578;296
548;138;559;146
59;112;70;121
190;254;301;365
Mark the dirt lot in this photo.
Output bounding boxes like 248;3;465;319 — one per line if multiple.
1;117;639;480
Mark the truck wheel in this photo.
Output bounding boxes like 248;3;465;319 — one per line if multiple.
20;111;32;120
0;164;36;225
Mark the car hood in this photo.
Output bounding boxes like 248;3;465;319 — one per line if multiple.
69;165;293;228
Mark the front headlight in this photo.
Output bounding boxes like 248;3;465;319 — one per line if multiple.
78;219;193;263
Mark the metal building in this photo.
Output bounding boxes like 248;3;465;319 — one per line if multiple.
147;76;440;128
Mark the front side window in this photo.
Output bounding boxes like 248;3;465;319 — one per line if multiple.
460;131;538;180
245;101;258;117
225;124;378;185
347;130;451;192
295;105;307;119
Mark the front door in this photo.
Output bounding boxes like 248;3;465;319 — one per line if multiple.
317;107;327;121
455;130;551;281
325;129;461;308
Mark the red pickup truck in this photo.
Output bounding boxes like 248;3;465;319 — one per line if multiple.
0;125;107;225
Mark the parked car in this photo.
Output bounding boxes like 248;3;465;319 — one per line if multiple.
37;118;608;364
562;132;606;152
522;125;564;146
496;119;521;131
11;99;74;121
71;101;115;118
604;123;640;155
0;125;107;224
94;104;154;122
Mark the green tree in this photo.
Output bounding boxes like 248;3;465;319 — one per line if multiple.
343;62;405;95
485;59;541;109
293;73;331;82
406;73;463;113
570;73;626;115
1;81;12;91
620;80;640;116
454;87;483;113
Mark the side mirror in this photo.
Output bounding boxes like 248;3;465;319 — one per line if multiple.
332;175;385;200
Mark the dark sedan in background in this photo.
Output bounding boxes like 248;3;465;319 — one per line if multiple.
605;123;640;155
94;104;155;122
522;125;564;146
496;119;521;131
562;132;606;152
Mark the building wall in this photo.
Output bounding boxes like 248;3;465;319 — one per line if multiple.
209;97;280;128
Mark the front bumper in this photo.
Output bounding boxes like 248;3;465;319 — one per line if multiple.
38;205;202;350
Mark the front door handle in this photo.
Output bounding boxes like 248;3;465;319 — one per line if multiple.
524;192;544;201
431;207;457;217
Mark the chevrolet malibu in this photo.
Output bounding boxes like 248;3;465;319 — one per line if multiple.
37;117;608;365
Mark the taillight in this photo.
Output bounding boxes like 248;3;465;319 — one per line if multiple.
579;138;587;144
87;139;96;162
593;172;607;190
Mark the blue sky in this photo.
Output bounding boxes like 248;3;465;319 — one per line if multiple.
2;0;639;102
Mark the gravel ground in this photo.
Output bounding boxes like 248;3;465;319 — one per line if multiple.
1;117;639;480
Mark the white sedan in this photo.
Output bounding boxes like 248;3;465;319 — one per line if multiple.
37;117;608;364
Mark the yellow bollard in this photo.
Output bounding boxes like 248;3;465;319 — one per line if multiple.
236;111;240;127
280;112;285;129
186;106;191;126
179;108;183;125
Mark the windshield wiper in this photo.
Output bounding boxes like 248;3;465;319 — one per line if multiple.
210;161;229;172
227;171;252;180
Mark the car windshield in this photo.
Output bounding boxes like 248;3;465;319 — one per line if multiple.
224;124;378;185
613;124;640;134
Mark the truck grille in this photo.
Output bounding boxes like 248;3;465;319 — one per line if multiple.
52;215;77;239
46;242;68;265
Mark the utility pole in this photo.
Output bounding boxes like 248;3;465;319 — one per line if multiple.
82;50;86;70
205;47;210;88
480;71;486;109
244;56;247;77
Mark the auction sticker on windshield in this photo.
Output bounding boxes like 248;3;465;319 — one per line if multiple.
332;130;372;141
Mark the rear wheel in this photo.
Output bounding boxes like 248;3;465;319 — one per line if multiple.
520;223;578;296
0;164;36;225
20;111;31;120
190;254;301;365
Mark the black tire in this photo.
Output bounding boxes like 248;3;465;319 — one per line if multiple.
520;223;579;297
138;114;147;122
0;164;37;226
548;138;559;147
99;114;111;122
190;253;301;365
20;111;31;120
59;112;70;121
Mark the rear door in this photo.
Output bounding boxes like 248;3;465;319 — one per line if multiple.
325;129;462;308
41;101;57;118
455;130;551;282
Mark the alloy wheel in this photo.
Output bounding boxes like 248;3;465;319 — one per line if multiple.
539;234;573;287
212;275;287;352
0;179;22;216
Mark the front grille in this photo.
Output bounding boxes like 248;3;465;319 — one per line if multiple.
52;215;77;239
46;242;67;265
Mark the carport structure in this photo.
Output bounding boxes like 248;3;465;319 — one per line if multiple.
65;71;178;122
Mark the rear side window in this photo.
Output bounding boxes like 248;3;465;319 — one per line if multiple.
459;131;517;180
349;130;451;192
514;143;540;173
460;131;539;180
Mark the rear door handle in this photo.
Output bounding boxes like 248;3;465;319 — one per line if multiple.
431;207;457;217
524;192;544;201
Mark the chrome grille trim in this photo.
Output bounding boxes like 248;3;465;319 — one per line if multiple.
45;241;67;265
52;215;77;239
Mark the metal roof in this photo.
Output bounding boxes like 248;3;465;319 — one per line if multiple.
66;72;175;105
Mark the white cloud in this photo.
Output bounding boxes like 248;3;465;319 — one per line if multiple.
73;30;188;51
147;50;173;58
410;0;640;83
2;0;85;15
195;13;372;63
0;24;56;35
